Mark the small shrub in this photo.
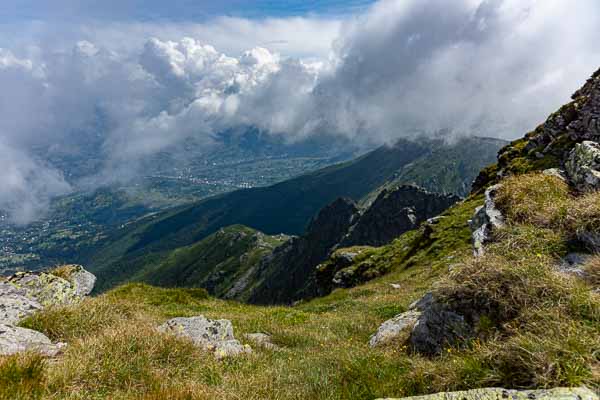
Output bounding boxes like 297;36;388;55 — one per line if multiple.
0;353;46;400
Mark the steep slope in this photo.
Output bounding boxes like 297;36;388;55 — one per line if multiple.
89;137;504;291
140;225;289;299
4;69;600;400
248;186;460;305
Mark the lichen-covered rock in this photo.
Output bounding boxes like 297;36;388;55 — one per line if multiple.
369;293;472;355
565;141;600;191
369;310;420;347
62;265;97;297
0;324;66;357
6;272;79;307
377;387;598;400
3;265;96;307
0;282;43;325
243;333;279;350
158;315;251;359
469;184;505;256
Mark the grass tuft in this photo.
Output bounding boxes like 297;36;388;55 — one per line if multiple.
0;353;46;400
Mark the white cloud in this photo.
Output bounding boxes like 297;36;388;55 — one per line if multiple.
1;0;600;223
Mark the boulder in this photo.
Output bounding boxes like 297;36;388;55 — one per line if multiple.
3;265;96;308
469;184;505;256
0;324;66;357
369;293;472;355
565;141;600;191
243;333;279;351
65;265;97;297
0;282;43;325
376;387;598;400
158;315;251;359
369;310;420;348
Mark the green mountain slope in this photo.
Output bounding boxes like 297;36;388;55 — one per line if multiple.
140;225;289;300
88;136;505;291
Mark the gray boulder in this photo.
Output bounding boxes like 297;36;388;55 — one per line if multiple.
565;141;600;191
2;265;96;308
67;265;97;297
0;282;43;325
0;324;66;357
369;310;420;348
376;387;598;400
369;293;472;355
158;315;251;359
469;184;505;256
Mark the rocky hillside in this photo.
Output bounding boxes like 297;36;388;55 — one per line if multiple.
2;70;600;400
140;225;289;301
86;136;504;292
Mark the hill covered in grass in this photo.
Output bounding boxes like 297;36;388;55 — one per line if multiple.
141;225;289;301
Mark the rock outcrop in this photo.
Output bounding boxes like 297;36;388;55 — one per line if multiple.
248;198;360;304
565;141;600;191
0;265;95;357
370;293;472;356
469;184;505;256
340;185;460;248
471;68;600;194
158;315;251;359
377;387;598;400
0;282;43;325
0;324;66;357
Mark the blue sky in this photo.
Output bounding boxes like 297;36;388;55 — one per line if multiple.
0;0;375;22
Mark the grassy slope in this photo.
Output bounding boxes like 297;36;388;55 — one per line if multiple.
139;225;289;300
4;174;600;399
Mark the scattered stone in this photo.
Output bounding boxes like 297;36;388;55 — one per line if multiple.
565;141;600;191
369;310;420;347
158;315;251;359
0;324;66;357
369;293;472;355
543;168;567;181
244;333;279;351
469;184;505;256
376;387;598;400
557;253;591;279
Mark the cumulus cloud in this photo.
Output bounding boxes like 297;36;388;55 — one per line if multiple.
1;0;600;223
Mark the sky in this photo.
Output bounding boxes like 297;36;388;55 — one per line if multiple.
1;0;600;224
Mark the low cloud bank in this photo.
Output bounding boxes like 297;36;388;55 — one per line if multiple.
1;0;599;223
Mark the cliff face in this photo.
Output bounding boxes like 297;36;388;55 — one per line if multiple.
340;185;460;248
247;198;360;304
249;186;460;304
